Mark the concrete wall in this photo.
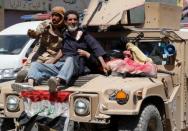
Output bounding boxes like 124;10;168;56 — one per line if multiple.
4;10;42;28
4;0;48;11
0;0;4;30
0;8;4;30
4;0;90;12
51;0;90;13
2;0;90;28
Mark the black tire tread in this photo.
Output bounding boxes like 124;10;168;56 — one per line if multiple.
118;105;163;131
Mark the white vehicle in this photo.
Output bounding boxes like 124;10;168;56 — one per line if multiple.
0;21;42;82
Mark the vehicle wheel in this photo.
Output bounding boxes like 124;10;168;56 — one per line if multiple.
118;105;163;131
0;118;15;131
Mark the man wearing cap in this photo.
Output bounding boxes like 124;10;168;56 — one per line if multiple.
14;6;66;84
27;6;66;64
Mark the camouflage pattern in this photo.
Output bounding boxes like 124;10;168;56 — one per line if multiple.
32;20;64;63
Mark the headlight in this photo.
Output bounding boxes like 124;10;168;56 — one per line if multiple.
6;95;19;112
74;98;90;116
3;69;15;78
0;68;18;79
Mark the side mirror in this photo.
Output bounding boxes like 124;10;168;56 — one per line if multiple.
164;44;176;56
163;44;176;65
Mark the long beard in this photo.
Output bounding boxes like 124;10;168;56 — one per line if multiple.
67;25;78;32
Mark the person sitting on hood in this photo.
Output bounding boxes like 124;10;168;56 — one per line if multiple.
12;10;109;93
15;6;66;83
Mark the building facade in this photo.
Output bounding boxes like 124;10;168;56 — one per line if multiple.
0;0;4;30
0;0;90;30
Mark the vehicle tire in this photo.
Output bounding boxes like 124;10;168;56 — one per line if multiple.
0;118;15;131
118;105;163;131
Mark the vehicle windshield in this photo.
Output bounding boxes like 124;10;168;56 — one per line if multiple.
137;42;175;65
97;37;175;65
0;35;29;55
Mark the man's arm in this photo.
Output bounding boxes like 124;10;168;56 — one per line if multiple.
27;21;48;39
77;49;109;74
26;21;47;62
98;56;109;74
84;33;110;73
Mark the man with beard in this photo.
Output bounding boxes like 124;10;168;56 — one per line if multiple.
47;10;109;92
12;10;109;93
12;6;66;89
27;6;66;64
15;6;66;81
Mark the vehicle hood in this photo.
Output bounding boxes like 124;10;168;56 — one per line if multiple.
82;0;144;26
66;75;162;93
0;55;20;69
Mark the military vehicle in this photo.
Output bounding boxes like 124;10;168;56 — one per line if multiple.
68;0;187;130
0;0;187;131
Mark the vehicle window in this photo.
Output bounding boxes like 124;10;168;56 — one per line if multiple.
96;37;126;59
137;42;176;65
97;38;126;51
25;40;38;58
0;35;29;55
97;37;176;65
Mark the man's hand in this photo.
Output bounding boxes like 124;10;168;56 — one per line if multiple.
23;51;36;66
27;29;40;39
102;63;110;75
98;56;111;75
77;49;90;58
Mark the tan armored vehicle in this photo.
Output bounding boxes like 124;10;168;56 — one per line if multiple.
0;0;187;131
68;0;187;131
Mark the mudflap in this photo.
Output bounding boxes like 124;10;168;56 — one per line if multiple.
17;112;74;131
